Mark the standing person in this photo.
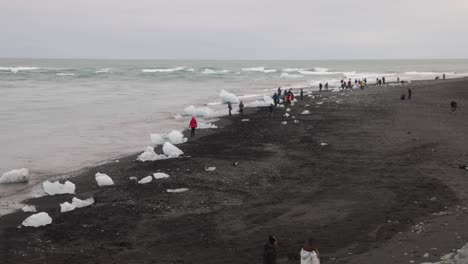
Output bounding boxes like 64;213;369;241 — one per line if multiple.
189;116;197;137
319;83;323;92
378;79;382;86
278;87;282;96
300;89;304;101
273;92;279;106
239;101;244;116
382;76;386;84
443;73;446;80
408;88;412;99
347;79;352;89
397;77;400;83
227;102;232;116
268;104;274;119
300;238;320;264
451;101;457;112
263;235;277;264
325;83;328;91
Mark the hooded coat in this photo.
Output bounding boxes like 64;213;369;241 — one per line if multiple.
189;117;197;129
300;248;320;264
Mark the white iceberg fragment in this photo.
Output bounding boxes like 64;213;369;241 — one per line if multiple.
281;121;287;125
320;142;328;146
241;119;250;122
301;110;310;115
129;176;138;181
95;173;114;186
163;142;184;158
138;176;153;184
184;105;214;117
278;104;285;108
22;212;52;227
71;197;94;208
219;90;240;104
42;180;76;195
167;188;189;193
22;205;37;213
167;130;187;144
198;122;218;129
60;202;76;213
150;134;166;145
247;95;275;107
0;168;29;184
153;172;170;179
316;101;324;105
286;108;291;112
283;113;290;117
294;120;300;123
205;167;216;171
137;146;168;162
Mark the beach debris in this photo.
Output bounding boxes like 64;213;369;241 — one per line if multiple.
198;122;218;129
283;113;290;117
286;108;291;112
150;130;187;145
320;142;328;146
411;222;425;234
21;205;37;213
205;167;216;172
60;202;76;213
42;180;76;195
138;176;153;184
163;142;184;158
71;197;94;208
0;168;29;184
184;105;214;118
153;172;170;179
219;90;240;104
22;212;52;227
301;110;310;115
281;121;287;125
241;119;250;122
95;173;115;186
167;188;189;193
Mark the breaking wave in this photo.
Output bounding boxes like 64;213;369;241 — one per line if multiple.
0;67;40;73
241;67;277;73
142;67;188;73
280;73;303;78
202;69;230;74
56;73;75;76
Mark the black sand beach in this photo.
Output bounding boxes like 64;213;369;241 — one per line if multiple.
2;78;468;264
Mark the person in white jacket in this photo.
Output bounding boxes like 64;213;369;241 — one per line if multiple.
300;238;320;264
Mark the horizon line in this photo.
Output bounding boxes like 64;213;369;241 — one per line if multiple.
1;57;468;61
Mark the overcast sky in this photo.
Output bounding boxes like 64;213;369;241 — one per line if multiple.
1;0;468;60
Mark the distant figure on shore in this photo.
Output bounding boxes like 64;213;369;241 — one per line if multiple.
364;78;367;84
319;83;323;92
347;79;352;89
239;101;244;116
378;79;382;86
189;116;197;137
263;235;277;264
451;101;457;112
435;75;440;80
397;77;400;83
273;92;279;106
278;87;282;96
443;73;446;80
360;81;365;90
283;90;288;99
300;89;304;100
325;83;328;91
268;104;274;119
227;102;232;116
300;237;320;264
382;76;386;84
408;88;412;99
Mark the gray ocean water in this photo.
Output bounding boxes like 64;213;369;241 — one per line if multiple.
1;58;468;199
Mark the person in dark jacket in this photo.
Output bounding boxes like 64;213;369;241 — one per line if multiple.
189;116;197;137
451;101;457;112
273;92;279;106
268;104;274;119
408;88;412;99
300;89;304;100
239;101;244;116
263;235;277;264
227;102;232;116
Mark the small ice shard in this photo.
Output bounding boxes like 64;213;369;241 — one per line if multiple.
71;197;94;208
60;202;76;213
286;108;291;112
138;176;153;184
198;122;218;129
320;143;328;146
129;176;138;181
153;172;170;179
316;102;324;105
22;212;52;227
281;121;287;125
294;120;300;123
283;113;290;117
42;180;76;195
205;167;216;171
278;104;285;108
163;142;183;158
167;188;189;193
301;110;310;115
22;205;37;213
0;168;29;184
305;104;310;106
95;173;114;186
241;119;250;122
137;146;168;162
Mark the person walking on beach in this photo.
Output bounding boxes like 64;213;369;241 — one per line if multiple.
273;92;279;106
451;101;457;112
239;101;244;116
189;116;197;137
382;76;386;84
397;77;400;83
378;79;382;87
325;83;328;91
268;104;274;119
408;88;412;99
278;87;282;96
443;73;446;80
263;235;277;264
319;83;323;92
300;238;320;264
227;102;232;116
300;89;304;100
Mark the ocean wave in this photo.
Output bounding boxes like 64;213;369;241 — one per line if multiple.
404;71;453;75
313;67;329;72
56;73;75;76
241;67;277;73
95;68;111;73
0;66;40;73
282;68;306;72
280;73;303;78
142;67;187;73
202;69;230;74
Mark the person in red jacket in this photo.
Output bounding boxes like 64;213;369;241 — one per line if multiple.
189;116;197;137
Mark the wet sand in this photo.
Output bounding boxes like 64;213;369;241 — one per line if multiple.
1;78;468;264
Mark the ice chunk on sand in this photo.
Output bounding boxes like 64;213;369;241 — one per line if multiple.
22;212;52;227
129;176;138;181
150;134;166;145
137;146;168;162
241;119;250;122
184;105;214;117
167;188;189;193
247;95;275;107
301;110;310;115
95;173;114;186
153;172;170;179
219;90;240;104
316;101;324;105
60;202;76;213
42;180;76;195
22;205;37;213
278;104;285;108
167;130;187;144
294;120;300;124
283;113;290;117
320;142;328;146
286;108;291;112
198;122;218;129
163;142;183;158
71;197;94;208
205;167;216;171
0;168;29;184
281;121;287;125
138;176;153;184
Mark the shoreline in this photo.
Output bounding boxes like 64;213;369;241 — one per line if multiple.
2;77;468;263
